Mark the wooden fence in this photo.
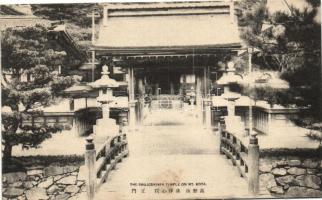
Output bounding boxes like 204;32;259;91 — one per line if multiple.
219;120;260;196
85;132;129;200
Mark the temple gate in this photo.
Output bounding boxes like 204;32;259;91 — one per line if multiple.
91;1;241;130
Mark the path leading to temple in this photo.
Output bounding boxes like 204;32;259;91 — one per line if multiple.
95;110;250;200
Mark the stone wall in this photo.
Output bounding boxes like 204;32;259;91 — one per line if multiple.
259;156;322;197
2;159;86;200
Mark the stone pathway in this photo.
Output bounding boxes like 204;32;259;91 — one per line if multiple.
95;109;250;199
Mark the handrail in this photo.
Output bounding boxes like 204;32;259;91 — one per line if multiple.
95;133;129;187
85;129;129;200
219;120;260;195
220;127;249;179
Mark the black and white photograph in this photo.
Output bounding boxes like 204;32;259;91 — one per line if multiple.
0;0;321;199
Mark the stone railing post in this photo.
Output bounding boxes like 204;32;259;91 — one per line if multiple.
248;134;259;196
119;116;126;134
219;117;225;155
85;137;96;200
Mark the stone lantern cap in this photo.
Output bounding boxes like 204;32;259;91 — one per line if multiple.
222;91;241;101
89;64;119;89
217;62;243;85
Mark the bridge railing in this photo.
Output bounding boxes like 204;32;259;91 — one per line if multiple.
219;120;260;196
219;125;249;178
85;130;129;200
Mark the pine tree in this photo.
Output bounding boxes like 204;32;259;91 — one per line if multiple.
1;25;80;160
238;0;321;118
31;4;98;27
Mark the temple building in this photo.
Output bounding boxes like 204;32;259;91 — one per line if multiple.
91;1;242;128
2;1;305;137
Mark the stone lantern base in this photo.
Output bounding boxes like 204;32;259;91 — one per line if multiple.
224;115;247;137
93;117;118;141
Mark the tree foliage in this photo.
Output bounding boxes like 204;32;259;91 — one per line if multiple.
31;4;97;53
238;0;321;118
31;4;99;27
1;25;80;160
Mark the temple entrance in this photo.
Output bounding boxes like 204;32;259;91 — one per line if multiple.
135;65;201;125
142;66;201;111
144;67;182;96
119;55;226;128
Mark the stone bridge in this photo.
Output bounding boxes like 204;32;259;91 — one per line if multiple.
91;110;255;199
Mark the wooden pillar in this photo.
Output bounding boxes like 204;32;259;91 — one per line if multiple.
248;135;259;196
170;82;174;95
102;5;108;26
230;0;235;24
138;78;145;96
179;74;184;95
129;103;137;131
154;83;159;96
196;74;203;120
207;65;211;96
91;51;95;82
202;65;213;128
128;66;136;131
91;11;95;43
203;99;212;129
85;137;96;200
248;49;253;136
203;67;207;97
137;78;145;125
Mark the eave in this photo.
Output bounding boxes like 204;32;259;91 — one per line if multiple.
92;43;242;57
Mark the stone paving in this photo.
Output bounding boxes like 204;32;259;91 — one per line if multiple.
95;109;250;199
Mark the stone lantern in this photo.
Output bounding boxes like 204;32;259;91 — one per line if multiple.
217;61;246;137
217;61;242;117
89;64;119;139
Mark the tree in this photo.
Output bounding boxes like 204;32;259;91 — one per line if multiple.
238;0;321;119
31;4;99;27
1;25;80;160
31;4;97;53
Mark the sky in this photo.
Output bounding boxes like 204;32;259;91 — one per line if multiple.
267;0;310;13
267;0;321;23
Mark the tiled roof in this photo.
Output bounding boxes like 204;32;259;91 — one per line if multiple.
48;24;88;62
64;84;93;93
103;1;233;10
0;5;32;15
0;5;50;29
94;1;241;50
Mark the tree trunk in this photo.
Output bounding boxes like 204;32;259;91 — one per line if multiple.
3;143;12;161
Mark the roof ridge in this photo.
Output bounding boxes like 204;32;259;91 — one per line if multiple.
104;1;231;10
